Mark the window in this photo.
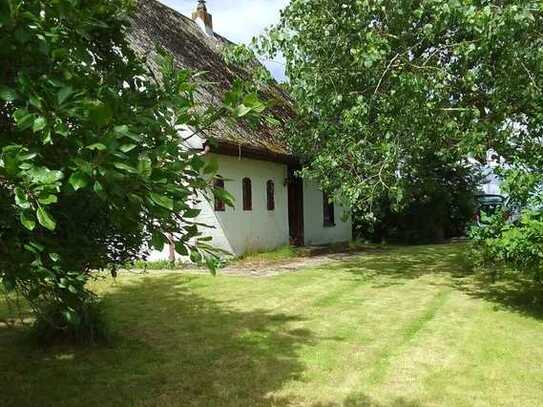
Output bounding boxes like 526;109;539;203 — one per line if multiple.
214;177;225;212
242;178;252;211
266;180;275;211
323;192;335;227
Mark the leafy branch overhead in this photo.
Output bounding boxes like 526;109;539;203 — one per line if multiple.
257;0;542;214
0;0;265;334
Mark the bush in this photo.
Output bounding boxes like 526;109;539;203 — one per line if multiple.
32;294;109;345
470;209;543;283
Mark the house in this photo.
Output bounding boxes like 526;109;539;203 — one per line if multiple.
130;0;352;259
469;150;505;196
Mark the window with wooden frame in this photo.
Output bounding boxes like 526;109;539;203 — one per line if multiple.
214;177;226;212
266;180;275;211
323;192;335;227
242;178;252;211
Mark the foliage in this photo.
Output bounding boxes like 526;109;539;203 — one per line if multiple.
470;194;543;283
355;152;476;243
31;296;110;345
0;0;264;336
258;0;542;226
223;44;273;87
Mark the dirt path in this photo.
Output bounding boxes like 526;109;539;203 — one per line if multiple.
219;252;365;277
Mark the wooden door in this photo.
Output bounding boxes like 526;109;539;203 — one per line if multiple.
287;166;304;246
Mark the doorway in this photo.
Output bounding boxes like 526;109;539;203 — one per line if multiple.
287;166;304;246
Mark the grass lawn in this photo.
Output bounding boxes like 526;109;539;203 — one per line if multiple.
1;244;543;406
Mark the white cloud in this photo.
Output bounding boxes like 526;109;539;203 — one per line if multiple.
160;0;288;81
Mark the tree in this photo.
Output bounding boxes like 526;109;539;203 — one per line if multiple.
355;152;476;243
0;0;263;340
258;0;542;229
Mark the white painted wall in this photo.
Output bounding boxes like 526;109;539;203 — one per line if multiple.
148;152;353;261
150;153;290;260
302;180;353;246
197;154;290;256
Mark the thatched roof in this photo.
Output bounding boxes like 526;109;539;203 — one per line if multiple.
129;0;294;159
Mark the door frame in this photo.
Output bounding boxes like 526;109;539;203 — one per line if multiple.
287;166;304;246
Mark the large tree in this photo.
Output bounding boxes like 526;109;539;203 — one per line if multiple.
0;0;263;339
259;0;542;220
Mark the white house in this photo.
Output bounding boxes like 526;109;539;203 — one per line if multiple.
130;0;352;259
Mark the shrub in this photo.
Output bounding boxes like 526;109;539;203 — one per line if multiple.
470;210;543;283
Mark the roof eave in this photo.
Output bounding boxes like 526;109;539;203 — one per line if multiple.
205;140;298;166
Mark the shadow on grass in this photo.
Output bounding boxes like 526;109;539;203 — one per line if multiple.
290;392;422;406
326;244;543;321
452;273;543;320
0;274;323;407
325;244;466;283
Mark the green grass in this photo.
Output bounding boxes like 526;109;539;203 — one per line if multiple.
1;244;543;406
231;245;299;264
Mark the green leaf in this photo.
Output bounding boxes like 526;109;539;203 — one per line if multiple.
38;194;58;205
57;86;74;105
137;157;152;176
20;211;36;231
14;188;31;209
13;109;35;130
86;143;107;151
120;144;137;153
243;93;266;113
24;241;45;254
114;125;142;142
150;192;174;210
113;162;138;174
36;207;56;231
234;104;252;118
0;86;17;102
175;241;188;256
49;253;60;262
151;231;166;251
19;152;37;161
214;187;235;208
28;167;63;184
55;123;69;137
113;125;143;142
184;208;201;218
205;255;219;276
29;96;43;110
113;125;130;136
69;171;89;191
32;116;47;133
203;158;219;175
190;249;202;263
93;181;104;193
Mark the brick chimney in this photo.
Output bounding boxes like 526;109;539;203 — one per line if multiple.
192;0;214;36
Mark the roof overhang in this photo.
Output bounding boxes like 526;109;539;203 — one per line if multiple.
205;140;299;166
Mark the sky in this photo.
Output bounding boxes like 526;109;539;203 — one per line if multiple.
161;0;289;81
